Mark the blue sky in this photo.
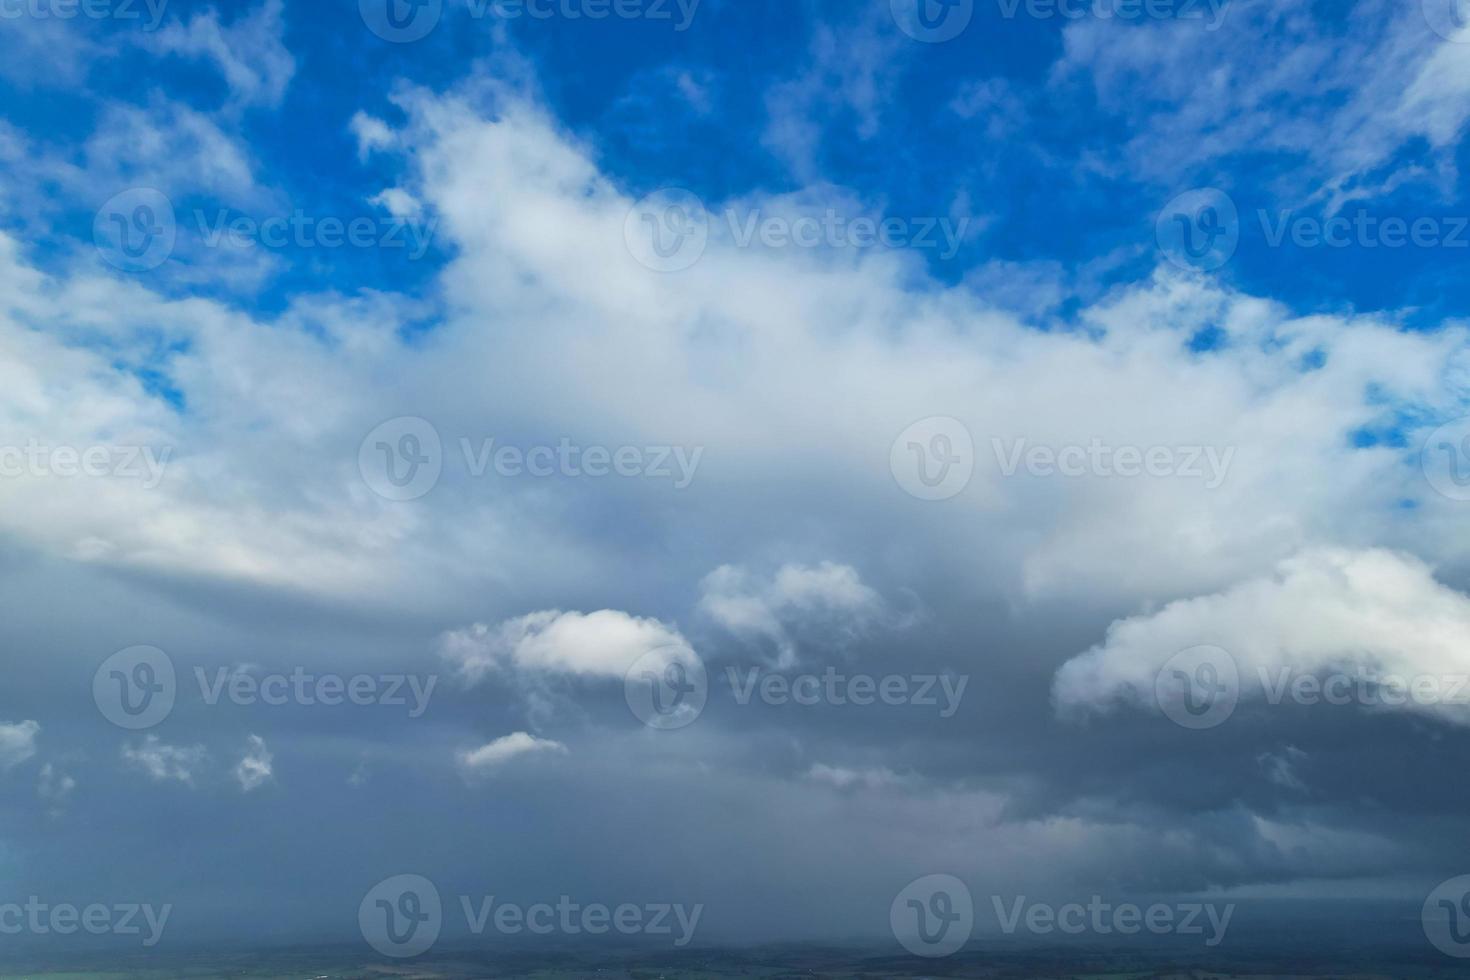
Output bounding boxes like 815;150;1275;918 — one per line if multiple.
9;0;1470;966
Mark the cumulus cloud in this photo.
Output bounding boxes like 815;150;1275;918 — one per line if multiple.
457;732;567;778
122;736;208;785
699;562;884;665
440;609;695;685
1054;548;1470;724
0;720;39;771
234;735;274;792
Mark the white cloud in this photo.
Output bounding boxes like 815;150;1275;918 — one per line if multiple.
140;0;295;109
440;609;695;685
1054;548;1470;724
457;732;567;778
37;763;75;815
699;562;883;665
122;736;208;785
805;763;903;791
234;734;274;792
0;720;39;771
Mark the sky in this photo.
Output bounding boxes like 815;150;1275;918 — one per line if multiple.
6;0;1470;965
